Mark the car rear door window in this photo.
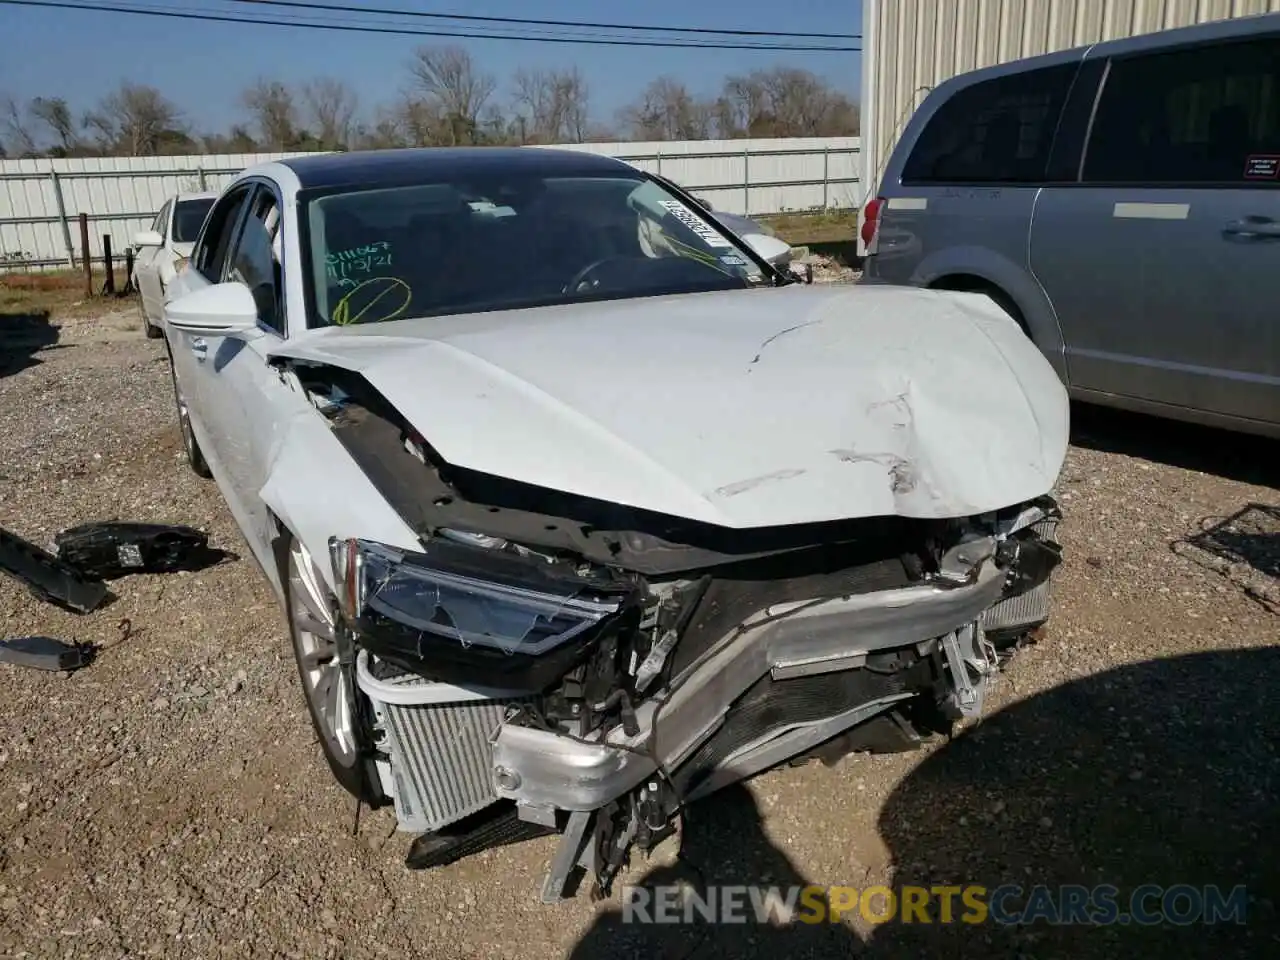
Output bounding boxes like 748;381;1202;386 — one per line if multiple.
902;63;1078;185
1083;36;1280;185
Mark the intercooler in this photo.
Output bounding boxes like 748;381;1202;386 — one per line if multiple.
981;514;1061;635
356;652;524;833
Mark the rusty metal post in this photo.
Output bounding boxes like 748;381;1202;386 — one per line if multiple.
102;234;115;296
123;247;135;295
79;213;92;297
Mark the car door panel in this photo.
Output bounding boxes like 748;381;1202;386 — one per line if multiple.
1030;35;1280;426
167;186;254;485
187;183;288;565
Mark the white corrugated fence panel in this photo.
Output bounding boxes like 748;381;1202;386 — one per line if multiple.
0;151;316;268
1;141;859;269
862;0;1280;209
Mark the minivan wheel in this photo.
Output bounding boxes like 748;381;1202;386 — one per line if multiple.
166;348;212;478
282;534;385;805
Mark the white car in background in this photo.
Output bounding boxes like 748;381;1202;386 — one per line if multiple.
131;191;216;338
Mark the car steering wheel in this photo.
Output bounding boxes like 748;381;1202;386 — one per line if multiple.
561;256;634;295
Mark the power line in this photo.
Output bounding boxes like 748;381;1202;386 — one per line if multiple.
226;0;861;41
0;0;862;50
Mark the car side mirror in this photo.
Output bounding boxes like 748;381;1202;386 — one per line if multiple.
741;232;794;266
166;282;260;336
133;230;164;248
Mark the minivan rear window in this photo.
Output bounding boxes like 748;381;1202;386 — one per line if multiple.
901;63;1077;185
1083;36;1280;185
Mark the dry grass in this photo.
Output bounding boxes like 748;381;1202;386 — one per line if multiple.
0;267;135;321
761;209;859;245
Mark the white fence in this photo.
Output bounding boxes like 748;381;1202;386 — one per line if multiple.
0;137;859;271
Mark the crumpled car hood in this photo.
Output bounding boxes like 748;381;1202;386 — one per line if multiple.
270;284;1069;528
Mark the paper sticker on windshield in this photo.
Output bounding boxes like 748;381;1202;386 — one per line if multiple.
657;200;732;248
719;254;747;266
1243;155;1280;180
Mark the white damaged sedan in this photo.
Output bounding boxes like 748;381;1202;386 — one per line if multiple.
162;147;1068;900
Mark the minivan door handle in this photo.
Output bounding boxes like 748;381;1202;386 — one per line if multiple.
1222;216;1280;241
190;337;208;361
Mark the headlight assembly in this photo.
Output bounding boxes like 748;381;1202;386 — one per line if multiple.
329;536;635;690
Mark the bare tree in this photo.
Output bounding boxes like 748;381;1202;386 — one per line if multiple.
714;67;859;138
1;96;37;155
407;46;495;145
302;77;358;150
619;76;712;141
84;82;186;155
511;67;589;143
241;78;299;151
201;124;259;154
28;96;78;153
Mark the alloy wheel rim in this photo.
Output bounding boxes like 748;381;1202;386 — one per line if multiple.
170;370;196;459
288;541;358;767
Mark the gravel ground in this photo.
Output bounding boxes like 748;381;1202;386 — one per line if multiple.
0;306;1276;959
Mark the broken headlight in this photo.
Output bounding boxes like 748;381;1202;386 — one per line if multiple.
329;536;634;691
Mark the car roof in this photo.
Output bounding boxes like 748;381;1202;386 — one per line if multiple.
174;191;218;203
278;146;636;191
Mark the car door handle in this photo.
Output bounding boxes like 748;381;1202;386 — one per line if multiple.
1222;216;1280;241
191;337;208;360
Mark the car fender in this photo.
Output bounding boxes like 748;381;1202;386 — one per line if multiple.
257;403;422;598
910;244;1068;383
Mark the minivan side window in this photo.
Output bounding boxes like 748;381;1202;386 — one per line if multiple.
1083;36;1280;185
901;63;1078;185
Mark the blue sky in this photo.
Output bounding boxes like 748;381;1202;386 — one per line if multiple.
0;0;863;136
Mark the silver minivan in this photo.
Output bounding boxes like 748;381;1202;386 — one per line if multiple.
862;13;1280;438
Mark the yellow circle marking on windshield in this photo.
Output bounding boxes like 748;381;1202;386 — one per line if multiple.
332;276;412;326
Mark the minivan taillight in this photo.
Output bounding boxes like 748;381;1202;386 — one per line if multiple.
861;197;885;250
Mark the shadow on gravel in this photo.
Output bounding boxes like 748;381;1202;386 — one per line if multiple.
864;646;1280;959
1173;503;1280;614
568;783;860;960
1181;503;1280;580
0;310;59;379
1070;402;1280;489
569;648;1280;959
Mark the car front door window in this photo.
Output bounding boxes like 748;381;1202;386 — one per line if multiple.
223;190;283;334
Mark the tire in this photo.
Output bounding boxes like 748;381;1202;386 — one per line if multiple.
166;347;212;478
134;288;162;340
280;533;385;805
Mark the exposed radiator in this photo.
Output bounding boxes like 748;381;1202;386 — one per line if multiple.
357;657;526;834
982;515;1061;635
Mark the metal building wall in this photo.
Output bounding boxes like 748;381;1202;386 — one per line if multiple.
860;0;1280;204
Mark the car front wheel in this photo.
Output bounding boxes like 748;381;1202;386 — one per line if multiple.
282;534;385;804
165;347;211;478
136;294;162;339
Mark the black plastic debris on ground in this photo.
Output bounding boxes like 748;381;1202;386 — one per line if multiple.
0;636;95;672
54;522;230;580
0;525;110;613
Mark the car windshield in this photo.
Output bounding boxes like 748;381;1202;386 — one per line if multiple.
172;198;215;243
301;173;772;327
